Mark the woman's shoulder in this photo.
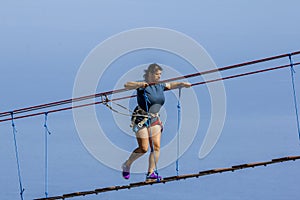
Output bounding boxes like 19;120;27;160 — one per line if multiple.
155;82;167;90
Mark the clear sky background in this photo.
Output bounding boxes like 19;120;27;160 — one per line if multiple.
1;1;300;200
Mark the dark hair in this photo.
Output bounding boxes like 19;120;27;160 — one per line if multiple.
143;63;163;81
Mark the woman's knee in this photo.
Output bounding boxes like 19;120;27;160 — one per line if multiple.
150;143;160;152
138;145;148;153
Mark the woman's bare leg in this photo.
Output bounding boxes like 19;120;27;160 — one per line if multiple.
147;125;161;174
124;127;149;167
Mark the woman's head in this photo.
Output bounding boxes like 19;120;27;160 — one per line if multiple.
144;63;163;83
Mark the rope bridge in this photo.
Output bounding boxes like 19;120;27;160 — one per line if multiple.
35;155;300;200
1;51;300;200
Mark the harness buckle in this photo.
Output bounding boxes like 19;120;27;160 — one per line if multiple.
137;122;143;128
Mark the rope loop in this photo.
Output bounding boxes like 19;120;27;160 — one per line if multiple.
289;54;296;73
44;112;51;135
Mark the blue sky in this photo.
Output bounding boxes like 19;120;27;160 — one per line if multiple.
1;1;300;199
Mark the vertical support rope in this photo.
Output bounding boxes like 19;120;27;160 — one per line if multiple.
10;112;25;200
44;112;51;198
176;88;182;176
289;54;300;140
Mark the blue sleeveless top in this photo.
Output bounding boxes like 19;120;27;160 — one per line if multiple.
136;83;166;114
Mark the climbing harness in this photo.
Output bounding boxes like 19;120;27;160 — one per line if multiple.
130;106;159;129
100;94;158;130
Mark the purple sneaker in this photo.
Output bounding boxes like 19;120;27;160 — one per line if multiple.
122;163;130;179
145;171;162;182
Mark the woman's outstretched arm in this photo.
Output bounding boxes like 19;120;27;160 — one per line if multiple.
165;82;191;90
124;81;148;90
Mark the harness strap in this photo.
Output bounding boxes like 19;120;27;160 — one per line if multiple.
130;106;159;128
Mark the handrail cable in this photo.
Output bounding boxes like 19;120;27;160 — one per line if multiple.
1;51;299;119
0;62;299;123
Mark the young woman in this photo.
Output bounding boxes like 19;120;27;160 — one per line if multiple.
122;63;191;181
